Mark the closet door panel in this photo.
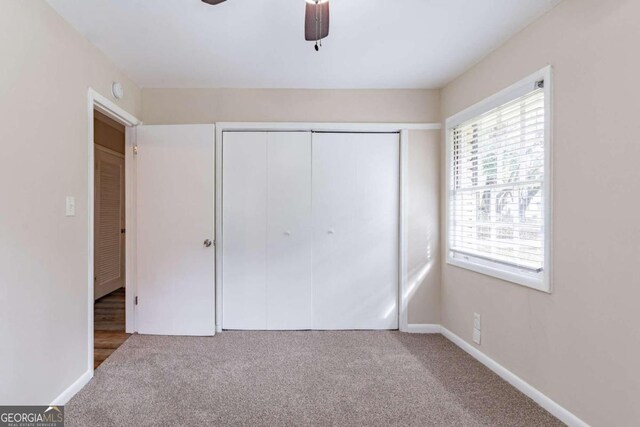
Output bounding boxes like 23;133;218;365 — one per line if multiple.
222;132;268;329
266;132;313;329
312;133;399;330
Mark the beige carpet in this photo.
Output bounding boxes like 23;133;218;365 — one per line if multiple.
66;331;562;426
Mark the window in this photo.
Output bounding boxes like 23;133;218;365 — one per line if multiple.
446;67;551;292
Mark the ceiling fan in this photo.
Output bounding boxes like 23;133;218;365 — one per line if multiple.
201;0;330;51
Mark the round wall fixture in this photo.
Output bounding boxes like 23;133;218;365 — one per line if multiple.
111;82;124;100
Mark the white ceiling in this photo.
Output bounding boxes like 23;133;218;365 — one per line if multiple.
46;0;560;89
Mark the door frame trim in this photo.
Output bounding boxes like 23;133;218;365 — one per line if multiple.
214;122;441;332
88;88;140;376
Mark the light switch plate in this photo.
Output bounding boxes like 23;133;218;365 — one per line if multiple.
65;196;76;217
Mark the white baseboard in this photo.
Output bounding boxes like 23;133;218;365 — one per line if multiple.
50;370;92;406
404;323;442;334
440;327;588;427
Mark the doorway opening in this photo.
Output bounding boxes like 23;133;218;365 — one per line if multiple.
88;88;140;375
93;110;128;368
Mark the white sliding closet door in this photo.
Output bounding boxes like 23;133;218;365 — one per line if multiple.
312;132;399;330
266;132;312;329
222;131;312;329
222;132;268;329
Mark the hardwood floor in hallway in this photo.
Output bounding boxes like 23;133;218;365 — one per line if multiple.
94;288;130;369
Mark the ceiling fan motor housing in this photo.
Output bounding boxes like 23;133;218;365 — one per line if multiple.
305;1;330;41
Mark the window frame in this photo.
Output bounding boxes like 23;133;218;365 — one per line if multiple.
445;66;553;293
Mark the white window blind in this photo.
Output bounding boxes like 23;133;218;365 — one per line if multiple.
449;85;547;280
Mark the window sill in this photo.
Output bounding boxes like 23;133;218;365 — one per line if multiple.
446;253;550;293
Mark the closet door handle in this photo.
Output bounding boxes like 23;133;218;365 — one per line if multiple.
283;231;292;236
327;229;335;234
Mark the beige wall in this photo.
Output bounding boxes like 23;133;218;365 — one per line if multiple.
142;89;441;324
407;130;441;324
440;0;640;425
0;1;140;405
142;88;440;124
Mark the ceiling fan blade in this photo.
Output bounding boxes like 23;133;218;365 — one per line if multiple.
305;1;330;41
201;0;227;5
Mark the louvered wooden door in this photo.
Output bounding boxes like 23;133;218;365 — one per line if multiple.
94;146;125;300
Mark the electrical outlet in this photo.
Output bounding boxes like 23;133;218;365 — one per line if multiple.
473;313;481;330
473;312;481;344
65;196;76;217
473;328;481;345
